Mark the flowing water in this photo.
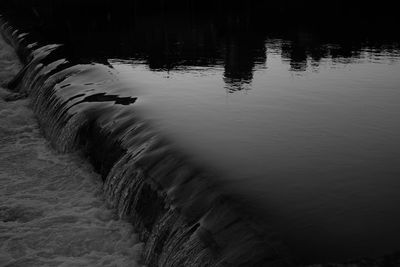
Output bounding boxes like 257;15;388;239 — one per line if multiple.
0;30;143;267
1;4;400;265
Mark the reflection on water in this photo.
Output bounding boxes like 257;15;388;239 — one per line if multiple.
109;41;400;263
3;3;399;93
110;34;400;264
2;2;400;264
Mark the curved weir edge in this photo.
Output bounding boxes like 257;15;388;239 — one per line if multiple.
0;16;293;267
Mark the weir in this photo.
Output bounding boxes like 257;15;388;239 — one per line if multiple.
0;16;292;266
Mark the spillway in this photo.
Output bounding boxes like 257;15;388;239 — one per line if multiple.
0;16;291;267
0;23;143;267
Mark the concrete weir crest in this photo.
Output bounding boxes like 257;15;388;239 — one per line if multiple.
0;15;292;267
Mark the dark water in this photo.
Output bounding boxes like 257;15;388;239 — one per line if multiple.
111;42;400;263
1;3;400;264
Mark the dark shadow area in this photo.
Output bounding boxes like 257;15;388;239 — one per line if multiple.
81;93;137;105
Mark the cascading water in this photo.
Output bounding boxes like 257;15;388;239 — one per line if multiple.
0;16;292;267
0;20;143;267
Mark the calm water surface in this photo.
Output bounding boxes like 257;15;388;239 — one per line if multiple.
111;43;400;263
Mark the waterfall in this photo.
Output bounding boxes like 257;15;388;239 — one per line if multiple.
0;16;292;267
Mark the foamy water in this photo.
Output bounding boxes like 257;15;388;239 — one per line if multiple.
0;33;143;267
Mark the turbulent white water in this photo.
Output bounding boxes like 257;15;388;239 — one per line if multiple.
0;33;143;267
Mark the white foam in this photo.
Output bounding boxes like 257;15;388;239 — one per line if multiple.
0;34;143;266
